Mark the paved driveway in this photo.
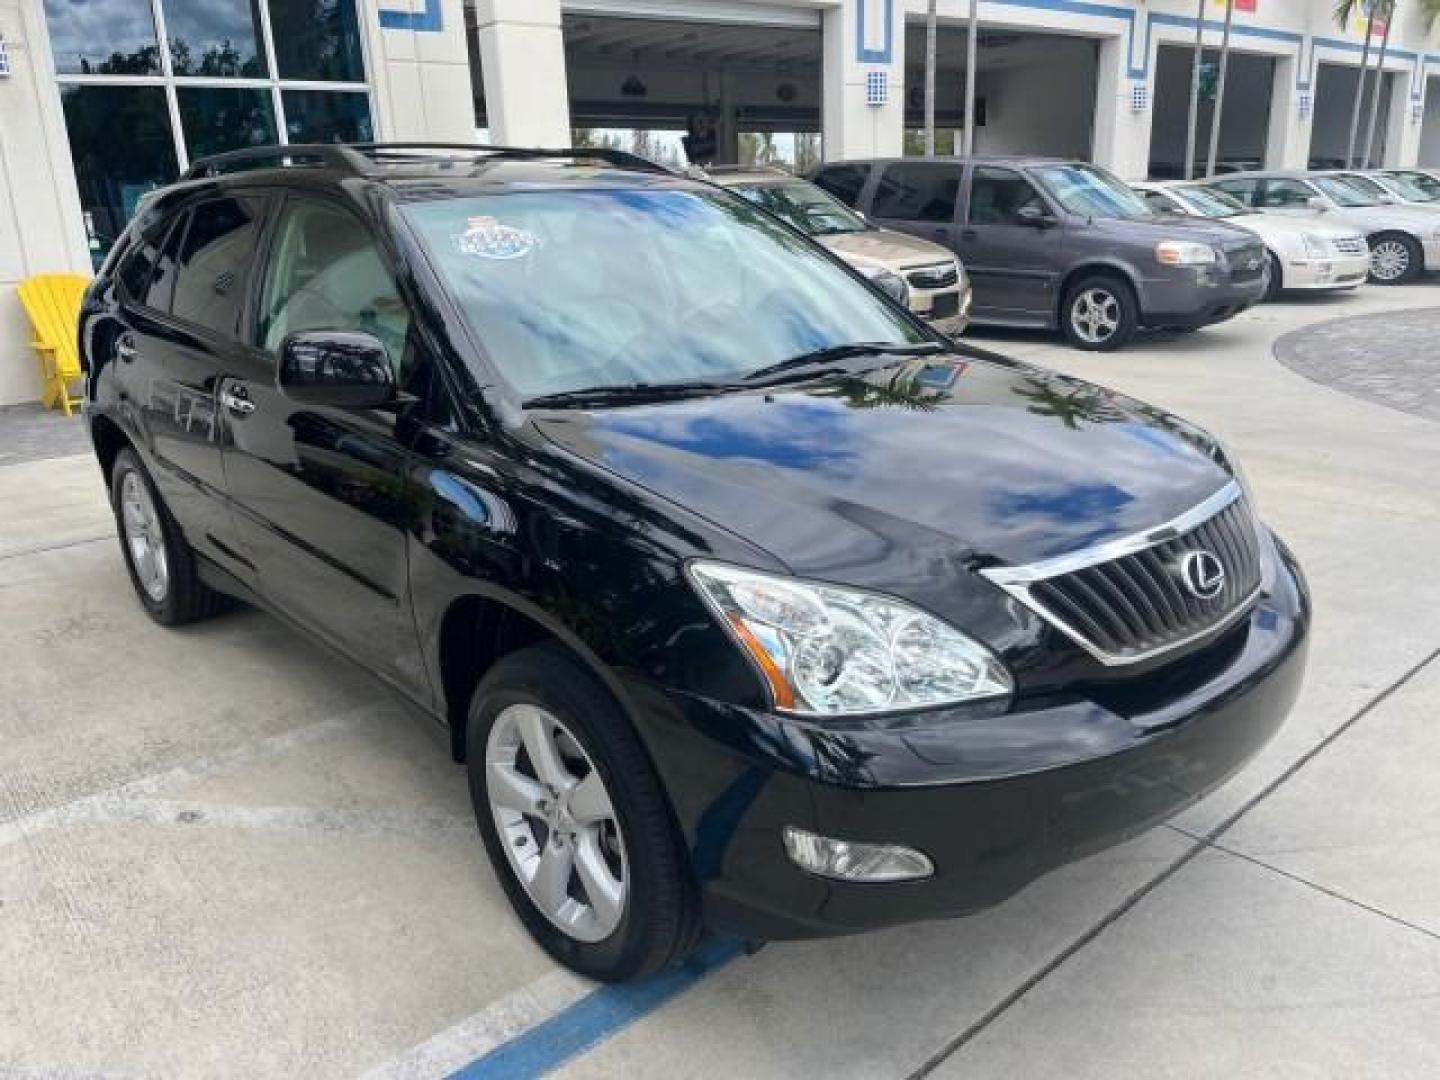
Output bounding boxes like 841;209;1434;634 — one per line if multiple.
2;283;1438;1078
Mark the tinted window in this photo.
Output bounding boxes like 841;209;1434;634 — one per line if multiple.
178;87;278;159
171;196;265;337
116;209;177;301
1212;178;1260;205
267;0;364;81
281;89;374;143
812;164;871;207
1258;179;1318;209
871;164;960;222
142;210;189;312
968;167;1047;225
259;200;411;375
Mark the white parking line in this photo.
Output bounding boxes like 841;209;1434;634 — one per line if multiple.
357;968;593;1080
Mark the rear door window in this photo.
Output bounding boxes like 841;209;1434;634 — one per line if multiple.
170;195;266;338
812;164;871;208
1256;179;1316;209
1211;178;1260;206
871;163;961;223
140;210;189;313
967;167;1047;225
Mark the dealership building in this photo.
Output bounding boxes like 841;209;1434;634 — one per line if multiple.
3;0;1440;403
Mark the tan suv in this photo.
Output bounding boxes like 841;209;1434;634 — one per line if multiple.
708;166;970;335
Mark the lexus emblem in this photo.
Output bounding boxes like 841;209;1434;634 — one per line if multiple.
1179;550;1226;600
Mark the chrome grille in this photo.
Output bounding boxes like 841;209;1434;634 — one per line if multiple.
907;263;959;290
1331;236;1367;257
1223;241;1267;283
982;484;1264;665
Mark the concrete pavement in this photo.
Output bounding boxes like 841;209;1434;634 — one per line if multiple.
2;281;1438;1078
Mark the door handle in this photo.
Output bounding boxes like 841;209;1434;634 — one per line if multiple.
115;339;137;363
220;384;255;417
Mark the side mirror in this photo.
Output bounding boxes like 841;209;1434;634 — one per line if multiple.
278;330;396;408
1307;196;1329;212
1015;204;1057;229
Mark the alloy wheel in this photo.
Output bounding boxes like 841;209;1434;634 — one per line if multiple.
485;703;628;943
120;471;168;602
1371;239;1411;282
1070;287;1120;344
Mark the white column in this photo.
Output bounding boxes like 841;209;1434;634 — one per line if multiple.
1384;63;1420;166
0;0;91;405
821;0;905;161
474;0;571;147
1265;55;1309;169
1092;33;1152;179
362;0;476;142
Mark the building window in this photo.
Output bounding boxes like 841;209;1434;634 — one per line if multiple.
47;0;374;264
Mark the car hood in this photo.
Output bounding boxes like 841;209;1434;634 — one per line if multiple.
531;353;1233;588
818;228;956;271
1085;213;1258;248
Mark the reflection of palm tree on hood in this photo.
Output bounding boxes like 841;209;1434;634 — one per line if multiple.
814;368;947;412
1011;375;1129;430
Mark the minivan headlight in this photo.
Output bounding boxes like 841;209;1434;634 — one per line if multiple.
858;266;910;305
688;561;1012;716
1155;240;1218;266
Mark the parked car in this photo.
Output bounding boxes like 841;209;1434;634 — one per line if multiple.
1374;168;1440;203
708;166;970;335
1205;169;1440;284
1349;169;1440;208
813;156;1268;351
82;143;1309;982
1133;180;1369;299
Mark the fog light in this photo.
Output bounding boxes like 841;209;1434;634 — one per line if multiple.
782;826;934;882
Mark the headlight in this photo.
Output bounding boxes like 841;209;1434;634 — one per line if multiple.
1301;233;1329;259
858;266;909;305
1155;240;1218;266
688;561;1012;716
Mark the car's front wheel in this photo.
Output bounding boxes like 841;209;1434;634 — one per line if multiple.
466;643;699;981
110;447;225;625
1061;274;1138;351
1368;232;1421;285
1264;250;1284;301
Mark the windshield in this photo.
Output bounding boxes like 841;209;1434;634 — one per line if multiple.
1172;185;1248;218
1312;176;1380;207
729;179;869;236
1378;171;1440;202
403;187;925;400
1031;163;1154;220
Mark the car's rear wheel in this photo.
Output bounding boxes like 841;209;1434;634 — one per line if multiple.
1368;233;1421;284
1061;274;1138;351
110;447;225;625
466;643;699;981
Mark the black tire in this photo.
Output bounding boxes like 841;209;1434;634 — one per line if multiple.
109;447;226;626
466;643;700;982
1264;250;1284;301
1367;232;1422;285
1060;273;1138;351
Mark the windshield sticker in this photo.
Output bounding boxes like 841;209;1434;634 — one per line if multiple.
453;216;539;260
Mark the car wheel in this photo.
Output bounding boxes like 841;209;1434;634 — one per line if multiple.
1061;274;1138;351
110;447;226;626
1264;250;1284;301
1368;233;1421;285
466;643;700;982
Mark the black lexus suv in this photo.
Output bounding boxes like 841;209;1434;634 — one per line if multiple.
80;143;1310;982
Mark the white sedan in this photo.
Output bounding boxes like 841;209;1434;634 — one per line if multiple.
1134;180;1370;299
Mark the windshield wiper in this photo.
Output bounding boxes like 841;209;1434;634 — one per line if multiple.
523;379;733;409
740;341;944;386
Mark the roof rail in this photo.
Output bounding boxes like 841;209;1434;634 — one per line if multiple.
181;141;678;182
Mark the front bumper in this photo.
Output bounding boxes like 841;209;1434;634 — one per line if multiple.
912;281;972;336
639;540;1309;941
1422;237;1440;272
1137;267;1268;328
1283;254;1370;290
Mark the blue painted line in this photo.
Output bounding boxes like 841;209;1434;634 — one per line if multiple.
447;937;747;1079
379;0;443;33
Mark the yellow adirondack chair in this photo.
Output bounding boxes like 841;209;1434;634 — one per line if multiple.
17;273;89;416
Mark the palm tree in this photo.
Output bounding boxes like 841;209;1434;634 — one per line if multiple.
923;0;937;156
1184;0;1206;180
1361;0;1397;167
1205;0;1235;178
1335;0;1377;168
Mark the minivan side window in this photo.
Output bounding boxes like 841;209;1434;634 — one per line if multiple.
258;198;412;376
170;195;265;338
1257;179;1315;209
812;164;871;207
1211;178;1260;206
967;167;1047;225
871;163;961;223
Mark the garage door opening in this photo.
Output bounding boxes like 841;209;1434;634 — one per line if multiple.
1420;78;1440;166
901;24;1098;159
540;13;822;170
1310;62;1394;169
1148;45;1275;178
